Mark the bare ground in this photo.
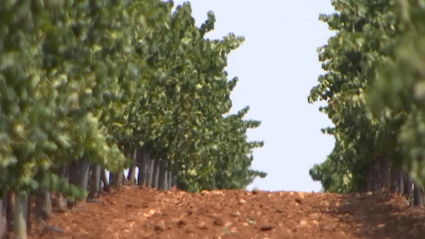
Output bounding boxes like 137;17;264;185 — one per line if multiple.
18;186;425;239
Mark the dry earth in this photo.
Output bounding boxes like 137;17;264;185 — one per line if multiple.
18;186;425;239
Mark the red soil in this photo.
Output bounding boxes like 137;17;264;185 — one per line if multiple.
24;186;425;239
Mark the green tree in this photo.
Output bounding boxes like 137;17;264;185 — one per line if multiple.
310;0;425;204
367;0;425;189
308;0;400;193
0;1;265;237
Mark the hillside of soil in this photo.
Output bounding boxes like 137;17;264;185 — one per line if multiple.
27;186;425;239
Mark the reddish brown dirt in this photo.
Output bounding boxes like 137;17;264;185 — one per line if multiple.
25;186;425;239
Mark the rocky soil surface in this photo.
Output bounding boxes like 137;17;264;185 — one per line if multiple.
21;186;425;239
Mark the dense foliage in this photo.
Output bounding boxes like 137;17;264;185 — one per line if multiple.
309;0;425;196
0;1;266;236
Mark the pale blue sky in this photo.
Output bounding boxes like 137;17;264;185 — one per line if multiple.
172;0;337;192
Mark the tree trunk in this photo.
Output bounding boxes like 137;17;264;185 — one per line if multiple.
375;159;382;191
169;171;173;190
13;191;28;239
68;161;79;188
79;160;90;191
152;159;161;189
165;170;169;190
413;182;423;206
6;191;14;233
0;193;6;239
100;168;110;193
122;170;129;186
88;163;101;199
68;159;90;207
109;171;123;188
69;159;90;190
367;166;373;192
35;188;52;220
422;187;425;206
390;168;396;193
381;159;390;191
136;150;146;186
371;163;379;192
397;170;404;196
26;193;31;235
147;156;155;188
158;160;168;190
68;160;79;208
56;165;69;212
358;168;368;193
127;149;137;186
127;164;137;185
404;174;413;205
138;152;149;187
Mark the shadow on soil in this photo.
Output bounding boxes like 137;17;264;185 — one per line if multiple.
326;192;425;239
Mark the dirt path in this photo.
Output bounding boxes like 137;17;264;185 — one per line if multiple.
29;186;425;239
